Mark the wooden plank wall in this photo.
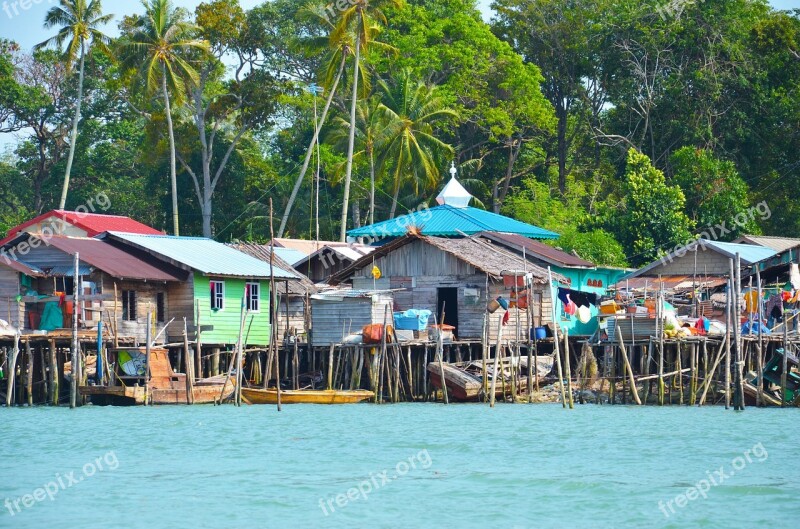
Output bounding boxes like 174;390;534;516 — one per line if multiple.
193;273;271;346
0;266;22;328
311;293;393;346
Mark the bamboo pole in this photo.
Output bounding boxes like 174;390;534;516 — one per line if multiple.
269;198;281;411
782;320;789;408
489;313;503;408
658;286;665;405
183;319;194;405
38;345;47;404
725;272;732;410
70;253;79;409
433;313;448;405
235;296;247;406
48;339;57;405
6;337;19;406
699;336;728;406
615;324;641;405
144;312;151;407
481;312;488;401
755;265;764;407
689;343;698;406
734;253;745;410
563;330;574;409
548;267;567;408
25;340;33;406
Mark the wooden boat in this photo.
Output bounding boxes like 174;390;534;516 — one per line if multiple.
240;387;374;405
428;355;555;402
80;347;234;406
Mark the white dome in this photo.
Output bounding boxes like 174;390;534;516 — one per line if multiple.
436;163;472;208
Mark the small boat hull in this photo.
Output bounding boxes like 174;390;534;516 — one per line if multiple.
240;388;374;404
80;376;235;406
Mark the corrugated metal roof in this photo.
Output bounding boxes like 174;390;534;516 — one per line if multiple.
733;235;800;253
0;210;162;246
478;232;594;268
613;276;728;291
346;205;560;239
46;237;186;281
274;248;306;265
225;243;317;295
0;257;42;277
702;240;776;264
106;233;296;279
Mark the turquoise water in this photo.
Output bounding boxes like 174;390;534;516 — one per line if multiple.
1;404;798;528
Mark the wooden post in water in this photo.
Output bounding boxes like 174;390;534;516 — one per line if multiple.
433;313;448;405
725;272;732;410
755;265;764;407
269;198;281;411
235;295;246;407
48;339;57;405
734;253;745;410
70;252;79;409
689;342;698;406
183;319;194;405
563;330;574;409
615;324;641;405
489;313;503;408
548;267;567;408
25;340;33;406
657;288;665;406
195;300;203;379
6;336;19;406
144;311;151;407
781;320;789;408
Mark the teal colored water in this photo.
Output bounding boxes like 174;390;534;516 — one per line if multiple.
1;404;798;529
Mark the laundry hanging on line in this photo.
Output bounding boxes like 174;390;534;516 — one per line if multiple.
557;287;598;309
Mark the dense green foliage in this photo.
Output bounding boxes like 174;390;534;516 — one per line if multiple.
1;0;798;266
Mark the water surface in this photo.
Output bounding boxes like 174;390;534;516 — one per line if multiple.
1;404;797;528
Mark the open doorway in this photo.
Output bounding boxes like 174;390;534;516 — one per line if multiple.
437;287;459;332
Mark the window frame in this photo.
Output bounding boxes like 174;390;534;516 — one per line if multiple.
246;281;261;313
121;290;137;322
210;280;225;311
156;292;166;323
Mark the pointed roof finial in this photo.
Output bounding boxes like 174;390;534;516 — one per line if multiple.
437;162;472;208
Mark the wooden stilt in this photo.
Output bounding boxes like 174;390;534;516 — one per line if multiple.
25;340;33;406
489;313;502;408
183;319;194;405
755;265;764;406
6;338;19;406
734;253;745;410
564;331;574;409
48;339;57;405
615;324;641;405
725;273;732;410
70;253;79;409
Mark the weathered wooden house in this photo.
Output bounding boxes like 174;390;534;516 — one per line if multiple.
310;289;394;346
227;242;317;340
330;233;567;341
103;232;295;346
1;234;186;343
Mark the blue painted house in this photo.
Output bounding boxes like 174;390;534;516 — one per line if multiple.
479;232;629;336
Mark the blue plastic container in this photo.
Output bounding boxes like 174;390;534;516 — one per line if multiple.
394;310;433;331
531;327;547;340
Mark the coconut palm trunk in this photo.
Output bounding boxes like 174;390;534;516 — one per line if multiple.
162;62;180;236
278;53;346;238
339;31;361;242
59;38;86;210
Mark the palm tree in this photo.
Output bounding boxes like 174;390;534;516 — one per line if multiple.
336;0;404;241
328;97;386;225
377;69;457;218
119;0;208;236
35;0;112;211
277;4;353;238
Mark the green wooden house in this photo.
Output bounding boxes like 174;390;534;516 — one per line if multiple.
103;232;296;346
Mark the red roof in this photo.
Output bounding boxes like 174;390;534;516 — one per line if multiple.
0;210;162;246
46;237;186;281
